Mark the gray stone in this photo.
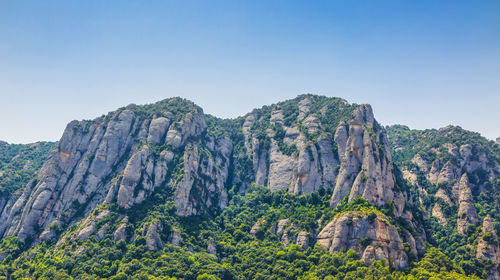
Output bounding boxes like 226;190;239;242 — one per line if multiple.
431;203;448;226
147;117;170;144
457;174;478;234
170;228;182;246
317;212;408;269
114;217;128;242
207;238;217;255
146;221;163;251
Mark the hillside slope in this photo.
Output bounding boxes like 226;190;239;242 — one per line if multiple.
387;125;500;279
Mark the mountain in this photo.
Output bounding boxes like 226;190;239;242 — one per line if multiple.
0;95;496;279
386;125;500;279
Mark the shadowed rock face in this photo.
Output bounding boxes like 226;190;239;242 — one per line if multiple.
316;212;408;269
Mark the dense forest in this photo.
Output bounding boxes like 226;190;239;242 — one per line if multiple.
0;186;481;279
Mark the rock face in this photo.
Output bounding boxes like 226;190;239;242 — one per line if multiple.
170;228;182;246
431;203;447;226
296;231;310;250
174;137;232;216
402;127;500;196
0;98;231;240
436;161;458;184
456;174;478;234
330;106;399;211
276;219;290;235
476;215;500;280
145;221;163;251
411;154;428;172
241;96;402;216
435;188;452;205
242;98;341;195
114;217;128;242
317;212;408;269
476;215;499;261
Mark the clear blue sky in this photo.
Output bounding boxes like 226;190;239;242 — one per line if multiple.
1;0;499;143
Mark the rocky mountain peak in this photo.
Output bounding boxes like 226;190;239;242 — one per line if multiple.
0;97;228;240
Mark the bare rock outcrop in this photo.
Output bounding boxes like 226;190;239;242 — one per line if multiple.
174;136;232;216
456;174;478;234
276;219;290;235
170;228;182;246
145;221;163;251
437;161;457;184
114;217;128;242
330;105;399;211
431;203;448;226
147;117;170;144
0;98;229;241
435;188;452;206
250;219;266;236
411;154;428;172
76;214;101;241
296;231;310;250
117;146;155;208
476;215;499;262
0;109;139;240
317;212;408;269
239;96;401;216
207;238;217;255
0;95;434;272
476;215;500;280
244;96;345;195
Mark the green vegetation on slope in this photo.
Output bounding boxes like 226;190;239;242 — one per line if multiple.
0;185;479;280
0;141;56;198
386;125;500;279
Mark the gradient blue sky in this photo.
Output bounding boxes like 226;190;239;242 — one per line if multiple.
1;0;499;143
